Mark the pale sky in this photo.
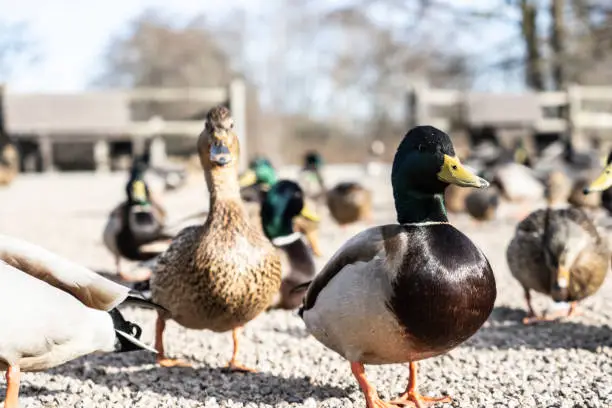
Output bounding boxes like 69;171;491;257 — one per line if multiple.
1;0;522;93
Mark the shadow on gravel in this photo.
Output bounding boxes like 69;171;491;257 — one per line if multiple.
465;306;612;351
19;383;63;399
49;352;348;405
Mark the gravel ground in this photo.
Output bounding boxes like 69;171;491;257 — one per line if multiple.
1;165;612;408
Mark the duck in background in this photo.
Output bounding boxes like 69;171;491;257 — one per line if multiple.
298;126;495;408
298;150;326;203
238;156;278;203
584;150;612;215
260;180;318;310
465;186;500;223
103;158;172;281
507;181;610;323
326;182;373;227
149;106;282;370
0;234;159;408
240;158;323;257
544;170;572;208
0;134;18;186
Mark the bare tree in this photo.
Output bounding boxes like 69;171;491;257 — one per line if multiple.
0;21;34;80
95;10;234;120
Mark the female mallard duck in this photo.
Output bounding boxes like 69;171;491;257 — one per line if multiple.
544;170;571;208
298;126;496;408
103;159;172;281
0;234;157;408
327;181;373;226
150;106;282;370
568;177;601;209
506;200;609;324
0;141;18;186
260;180;318;310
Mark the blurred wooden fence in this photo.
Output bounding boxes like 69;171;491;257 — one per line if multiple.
1;79;247;172
407;83;612;150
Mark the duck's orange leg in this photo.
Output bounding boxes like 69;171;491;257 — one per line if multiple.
227;327;257;373
305;229;323;257
567;301;581;318
350;362;396;408
155;313;192;367
388;362;451;407
3;365;20;408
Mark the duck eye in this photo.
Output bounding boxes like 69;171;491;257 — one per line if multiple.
452;165;458;170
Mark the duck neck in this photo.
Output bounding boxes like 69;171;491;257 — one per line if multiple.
394;189;448;224
205;166;245;212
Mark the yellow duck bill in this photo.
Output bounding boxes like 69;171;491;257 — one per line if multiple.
238;169;258;187
437;155;489;189
584;164;612;194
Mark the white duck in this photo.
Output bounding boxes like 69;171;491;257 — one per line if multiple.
0;234;158;408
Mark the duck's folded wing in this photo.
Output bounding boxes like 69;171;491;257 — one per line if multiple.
301;225;403;312
0;234;130;311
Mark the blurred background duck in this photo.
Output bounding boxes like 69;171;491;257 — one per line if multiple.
299;125;495;408
149;106;282;370
103;158;173;282
465;186;500;223
260;180;318;310
298;150;326;203
0;133;18;187
238;156;278;203
544;170;572;208
0;234;158;408
584;150;612;215
240;158;323;256
506;195;610;324
326;182;373;227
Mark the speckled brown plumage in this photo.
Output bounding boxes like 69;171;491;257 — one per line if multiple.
507;207;609;320
150;106;282;368
327;182;373;225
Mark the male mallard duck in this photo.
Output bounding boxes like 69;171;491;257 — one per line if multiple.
506;204;609;324
240;159;323;257
238;156;277;203
298;150;326;202
298;126;496;408
103;159;172;281
0;234;158;408
259;180;318;310
584;150;612;214
0;141;18;186
327;182;373;226
150;106;282;370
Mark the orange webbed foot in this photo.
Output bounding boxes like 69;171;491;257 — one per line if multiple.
157;357;192;368
365;397;397;408
388;392;452;407
226;361;257;373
